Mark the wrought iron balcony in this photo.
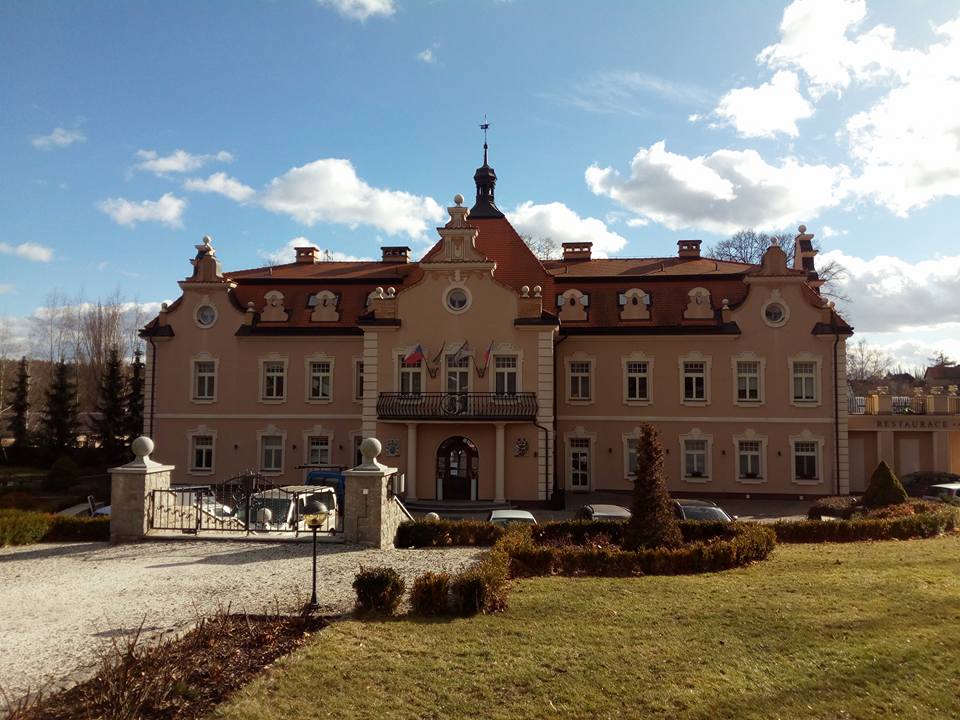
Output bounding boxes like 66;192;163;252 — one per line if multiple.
377;392;538;421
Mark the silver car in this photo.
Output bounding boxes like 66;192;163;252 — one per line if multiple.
576;504;632;521
488;509;538;527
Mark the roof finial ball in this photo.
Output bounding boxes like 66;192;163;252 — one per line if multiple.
202;235;212;246
454;193;464;207
798;224;807;234
131;436;155;461
359;437;382;469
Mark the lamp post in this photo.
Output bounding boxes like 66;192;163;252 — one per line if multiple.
306;514;323;611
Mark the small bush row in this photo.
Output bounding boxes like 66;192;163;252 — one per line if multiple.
807;495;861;520
0;508;110;547
394;519;504;548
774;506;960;543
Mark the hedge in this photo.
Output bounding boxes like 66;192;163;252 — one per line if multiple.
773;506;960;543
395;519;504;548
352;566;406;614
0;508;110;547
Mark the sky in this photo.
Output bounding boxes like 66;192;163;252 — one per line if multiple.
1;0;959;369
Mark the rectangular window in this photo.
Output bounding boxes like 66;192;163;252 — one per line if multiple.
193;360;216;401
262;361;286;400
683;361;706;401
684;439;708;478
307;435;331;467
191;435;214;472
354;361;364;401
494;356;518;396
260;435;284;472
738;440;762;479
794;441;819;480
308;360;332;401
625;361;649;401
446;355;470;394
569;437;591;490
736;361;760;402
569;361;592;401
399;356;422;396
793;361;817;402
353;435;364;467
626;437;639;476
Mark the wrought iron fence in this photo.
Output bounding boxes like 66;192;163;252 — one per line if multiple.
377;392;537;421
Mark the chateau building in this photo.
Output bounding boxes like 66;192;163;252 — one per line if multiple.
142;149;871;502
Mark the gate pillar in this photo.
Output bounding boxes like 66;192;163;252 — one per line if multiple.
343;437;406;548
109;436;174;543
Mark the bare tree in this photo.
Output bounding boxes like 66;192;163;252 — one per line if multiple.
521;234;560;261
847;339;891;385
927;351;956;368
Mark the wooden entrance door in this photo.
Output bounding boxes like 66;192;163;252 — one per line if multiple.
437;436;478;501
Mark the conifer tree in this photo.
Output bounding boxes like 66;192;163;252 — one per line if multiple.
6;356;30;447
125;346;145;443
92;346;127;463
624;423;683;550
862;460;908;508
40;358;79;456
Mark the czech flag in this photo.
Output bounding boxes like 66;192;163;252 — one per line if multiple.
403;344;425;364
482;340;494;368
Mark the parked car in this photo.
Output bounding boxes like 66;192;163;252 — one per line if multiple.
488;509;537;527
901;471;960;498
922;483;960;503
673;498;735;522
576;504;632;521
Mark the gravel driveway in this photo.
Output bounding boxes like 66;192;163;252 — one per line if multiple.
0;540;479;700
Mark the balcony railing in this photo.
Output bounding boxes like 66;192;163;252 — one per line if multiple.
850;394;960;415
377;392;538;421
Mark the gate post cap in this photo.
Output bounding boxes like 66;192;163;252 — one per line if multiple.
358;437;383;469
132;436;155;459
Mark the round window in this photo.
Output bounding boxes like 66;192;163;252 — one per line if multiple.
196;305;217;327
447;288;468;311
764;303;785;324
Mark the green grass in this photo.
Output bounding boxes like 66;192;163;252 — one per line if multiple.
212;537;960;720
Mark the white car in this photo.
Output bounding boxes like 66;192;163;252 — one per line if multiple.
923;483;960;502
238;486;338;532
488;509;538;527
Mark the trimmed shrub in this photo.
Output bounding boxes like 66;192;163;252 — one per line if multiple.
624;423;683;550
352;566;405;615
773;506;960;543
410;572;451;616
0;509;109;546
45;514;110;542
862;460;908;508
44;456;80;493
450;547;510;616
395;519;504;548
808;496;861;520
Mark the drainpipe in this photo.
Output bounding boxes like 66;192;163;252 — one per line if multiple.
832;317;841;496
147;336;158;439
550;335;569;509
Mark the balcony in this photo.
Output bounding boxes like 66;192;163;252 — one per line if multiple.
377;392;538;421
848;394;960;416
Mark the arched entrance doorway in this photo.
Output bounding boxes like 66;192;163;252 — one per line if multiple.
436;436;478;501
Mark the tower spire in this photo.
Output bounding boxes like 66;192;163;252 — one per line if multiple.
480;115;490;166
471;116;504;218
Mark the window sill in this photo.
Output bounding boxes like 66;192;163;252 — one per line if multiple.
306;398;334;404
191;398;217;404
792;478;822;486
736;477;765;485
624;399;652;406
260;470;283;477
734;400;763;407
683;476;711;484
791;400;821;408
188;469;215;476
259;398;288;404
681;399;710;407
567;399;594;406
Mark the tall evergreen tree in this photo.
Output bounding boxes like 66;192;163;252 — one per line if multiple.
6;356;30;447
125;346;145;443
92;346;127;463
624;423;683;550
40;358;79;456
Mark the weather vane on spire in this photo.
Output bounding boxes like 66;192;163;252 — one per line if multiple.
480;114;490;165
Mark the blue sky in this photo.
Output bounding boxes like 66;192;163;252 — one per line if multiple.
2;0;959;367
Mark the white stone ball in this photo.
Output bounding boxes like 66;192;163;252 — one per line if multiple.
424;512;441;522
132;436;154;459
454;193;464;206
360;437;382;462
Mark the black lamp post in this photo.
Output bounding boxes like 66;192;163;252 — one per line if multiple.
306;515;322;611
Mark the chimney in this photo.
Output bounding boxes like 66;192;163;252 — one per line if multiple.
294;246;319;264
562;242;592;261
793;224;818;277
381;246;411;263
677;240;701;259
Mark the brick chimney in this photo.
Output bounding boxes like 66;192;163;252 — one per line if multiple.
381;246;411;263
678;240;701;259
562;242;592;261
294;246;319;264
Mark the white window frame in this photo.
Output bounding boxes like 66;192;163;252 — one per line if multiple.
679;353;711;406
258;427;286;475
304;433;333;467
789;354;822;407
790;431;825;485
566;354;594;405
732;353;765;406
492;354;519;396
622;428;644;478
305;356;334;403
445;353;472;394
732;430;768;484
622;353;653;405
259;356;288;403
190;355;218;404
186;426;217;475
565;429;595;492
353;358;364;403
679;430;713;483
397;354;424;397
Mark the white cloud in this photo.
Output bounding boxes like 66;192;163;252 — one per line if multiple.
98;193;187;228
417;48;436;64
625;217;649;228
317;0;394;21
862;335;960;372
820;225;847;238
544;70;709;117
258;237;372;265
31;127;86;150
714;70;814;138
507;201;628;258
261;158;444;240
821;249;960;333
0;284;14;295
183;172;256;202
134;149;234;175
0;242;54;263
585;141;848;234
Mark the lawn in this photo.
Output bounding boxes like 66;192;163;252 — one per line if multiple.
212;536;960;720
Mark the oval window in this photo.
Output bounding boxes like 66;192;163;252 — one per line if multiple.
765;303;785;324
447;288;468;311
196;305;217;327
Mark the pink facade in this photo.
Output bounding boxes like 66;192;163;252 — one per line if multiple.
143;158;861;502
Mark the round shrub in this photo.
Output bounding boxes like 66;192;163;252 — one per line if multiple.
862;460;908;508
410;572;451;616
450;548;510;615
352;566;405;615
807;496;860;520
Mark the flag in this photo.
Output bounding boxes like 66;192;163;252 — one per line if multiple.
482;340;494;368
430;341;445;366
403;344;425;364
452;341;471;364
